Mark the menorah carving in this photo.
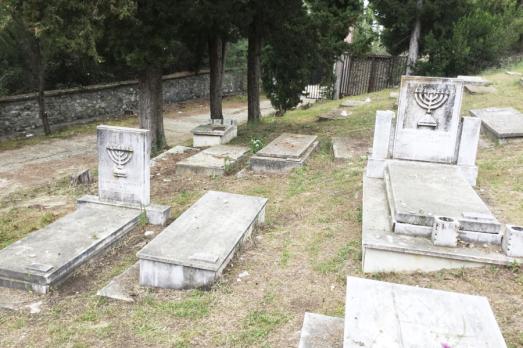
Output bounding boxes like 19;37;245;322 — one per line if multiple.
106;144;134;178
413;85;450;128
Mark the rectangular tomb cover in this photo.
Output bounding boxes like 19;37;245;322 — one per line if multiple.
385;160;499;233
256;133;317;159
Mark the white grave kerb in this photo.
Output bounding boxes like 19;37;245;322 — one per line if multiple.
97;125;151;205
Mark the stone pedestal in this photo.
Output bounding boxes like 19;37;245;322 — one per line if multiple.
432;216;459;247
502;225;523;257
192;119;237;147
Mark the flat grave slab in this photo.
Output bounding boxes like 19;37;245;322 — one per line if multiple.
318;109;351;121
298;312;344;348
465;85;497;94
362;176;520;273
251;133;318;173
192;120;237;147
0;203;141;293
332;137;353;160
175;145;249;176
385;160;501;241
137;191;267;289
470;107;523;142
344;277;507;348
457;75;492;86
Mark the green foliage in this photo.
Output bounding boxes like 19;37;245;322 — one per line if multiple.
249;137;264;153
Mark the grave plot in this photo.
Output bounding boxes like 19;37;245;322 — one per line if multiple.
470;107;523;144
137;191;267;289
0;126;171;294
363;76;522;273
298;277;507;348
175;145;250;176
0;203;141;294
191;119;237;147
250;133;318;173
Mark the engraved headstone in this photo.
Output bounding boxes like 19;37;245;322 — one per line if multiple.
394;76;464;163
97;125;151;206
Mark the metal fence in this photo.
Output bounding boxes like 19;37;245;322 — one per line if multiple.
336;54;407;97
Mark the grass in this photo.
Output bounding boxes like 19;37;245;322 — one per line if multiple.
1;62;523;347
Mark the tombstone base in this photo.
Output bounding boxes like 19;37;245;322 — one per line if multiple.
298;312;344;348
250;141;318;173
362;176;521;273
77;195;171;226
191;123;237;147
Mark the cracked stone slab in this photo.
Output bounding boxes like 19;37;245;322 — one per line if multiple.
97;262;139;302
344;277;507;348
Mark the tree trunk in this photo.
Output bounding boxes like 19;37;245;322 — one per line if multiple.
406;0;423;75
247;19;262;123
32;38;51;135
208;35;224;120
138;66;166;152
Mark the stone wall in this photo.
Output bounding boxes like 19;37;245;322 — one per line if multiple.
0;69;246;138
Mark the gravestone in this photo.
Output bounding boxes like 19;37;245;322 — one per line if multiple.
465;85;497;95
470;107;523;143
192;119;237;147
457;75;492;86
176;145;249;176
250;133;319;173
137;191;267;289
362;76;521;273
78;125;170;225
344;277;507;348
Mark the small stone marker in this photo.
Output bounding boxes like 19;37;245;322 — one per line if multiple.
332;137;353;160
298;312;344;348
176;145;249;176
457;75;492;86
470;107;523;143
137;191;267;289
339;97;371;108
502;224;523;257
250;133;319;173
344;277;507;347
192;119;237;147
97;262;140;302
70;168;91;186
465;85;497;94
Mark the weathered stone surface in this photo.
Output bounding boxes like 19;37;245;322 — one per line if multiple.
502;224;523;257
97;262;139;302
470;107;523;141
344;277;507;348
298;312;344;348
70;168;91;186
505;70;522;76
192;120;238;147
0;203;141;293
457;75;492;86
465;85;497;94
250;133;318;173
332;137;353;160
176;145;249;176
385;161;500;236
394;76;464;164
339;98;371;108
318;109;351;121
362;176;519;273
137;191;267;289
151;145;195;167
0;70;246;138
97;125;150;206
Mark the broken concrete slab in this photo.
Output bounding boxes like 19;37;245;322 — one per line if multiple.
192;119;237;147
176;145;250;176
385;161;501;239
97;262;139;302
137;191;267;289
250;133;319;173
332;137;353;160
0;203;141;294
470;107;523;143
298;312;344;348
362;176;520;273
344;277;507;348
339;97;371;108
465;85;497;94
457;75;492;86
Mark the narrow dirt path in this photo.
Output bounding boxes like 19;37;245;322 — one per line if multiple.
0;100;274;198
